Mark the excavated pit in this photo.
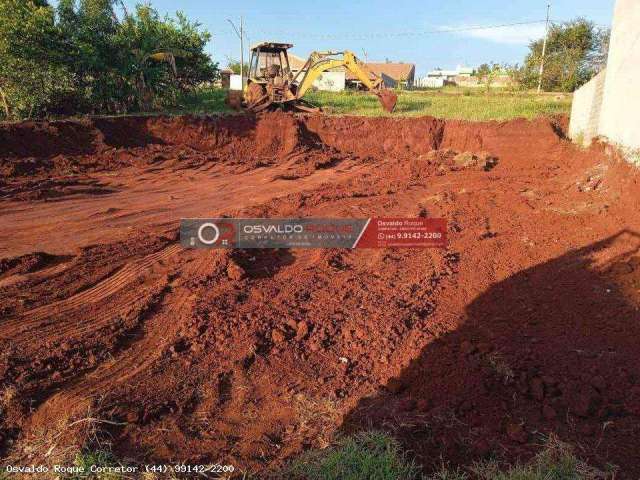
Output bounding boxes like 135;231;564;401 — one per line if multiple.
1;112;640;477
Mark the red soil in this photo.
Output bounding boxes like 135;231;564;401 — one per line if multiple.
1;112;639;477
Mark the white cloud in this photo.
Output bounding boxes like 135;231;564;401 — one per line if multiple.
445;23;546;45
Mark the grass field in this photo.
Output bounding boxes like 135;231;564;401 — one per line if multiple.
172;87;572;121
56;431;608;480
305;88;572;120
283;431;610;480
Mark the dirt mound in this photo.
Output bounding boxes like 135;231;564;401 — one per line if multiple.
1;113;640;477
0;119;97;159
0;252;61;277
0;113;347;178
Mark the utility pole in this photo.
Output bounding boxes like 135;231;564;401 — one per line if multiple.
227;16;245;86
537;3;551;94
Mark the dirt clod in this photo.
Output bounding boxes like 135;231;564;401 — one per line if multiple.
506;422;528;444
296;321;309;340
226;261;245;281
454;151;478;168
271;329;286;344
571;386;602;417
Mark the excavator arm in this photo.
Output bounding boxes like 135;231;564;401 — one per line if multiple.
293;51;397;113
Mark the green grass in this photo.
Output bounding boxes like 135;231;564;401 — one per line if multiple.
168;87;231;115
286;431;422;480
284;432;612;480
5;86;571;122
154;86;571;122
305;89;572;121
25;431;612;480
67;450;122;479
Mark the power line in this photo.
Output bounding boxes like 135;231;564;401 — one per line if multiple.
211;18;611;42
212;19;549;40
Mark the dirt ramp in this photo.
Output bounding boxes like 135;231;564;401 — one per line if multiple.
253;111;305;157
304;115;446;158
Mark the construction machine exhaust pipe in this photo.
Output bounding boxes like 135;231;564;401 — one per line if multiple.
377;90;398;113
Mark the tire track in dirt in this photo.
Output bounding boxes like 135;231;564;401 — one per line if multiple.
0;244;181;338
14;250;221;464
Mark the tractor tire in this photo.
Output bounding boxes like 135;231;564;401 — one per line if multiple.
244;82;268;110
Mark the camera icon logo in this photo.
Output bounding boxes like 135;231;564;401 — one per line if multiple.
197;222;221;245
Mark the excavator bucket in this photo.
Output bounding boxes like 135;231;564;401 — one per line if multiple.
377;90;398;113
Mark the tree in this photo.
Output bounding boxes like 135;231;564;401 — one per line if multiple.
0;0;72;118
590;28;610;74
56;0;126;113
476;63;491;79
504;64;524;92
521;18;610;92
226;60;249;75
0;0;218;119
475;62;503;91
116;5;218;110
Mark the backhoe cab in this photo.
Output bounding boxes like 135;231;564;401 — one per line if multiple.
241;42;397;114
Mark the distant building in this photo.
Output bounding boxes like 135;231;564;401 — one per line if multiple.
418;65;513;88
220;68;234;89
289;53;346;92
425;65;474;83
346;62;415;89
288;53;309;76
287;55;415;91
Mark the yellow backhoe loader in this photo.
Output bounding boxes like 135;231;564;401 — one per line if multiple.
235;42;397;113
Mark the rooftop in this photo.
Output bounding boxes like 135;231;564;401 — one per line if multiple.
346;62;415;81
288;54;415;81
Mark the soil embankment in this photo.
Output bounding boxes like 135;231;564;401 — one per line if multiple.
1;112;639;477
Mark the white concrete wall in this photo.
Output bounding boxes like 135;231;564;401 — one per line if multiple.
598;0;640;150
569;70;606;146
416;77;444;88
229;74;242;91
313;72;345;92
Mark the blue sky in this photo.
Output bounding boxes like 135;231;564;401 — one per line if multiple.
124;0;614;76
